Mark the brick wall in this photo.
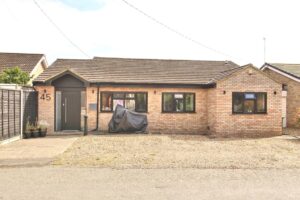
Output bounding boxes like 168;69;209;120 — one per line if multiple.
264;68;300;128
86;87;98;131
34;86;55;133
207;88;217;134
97;87;208;134
211;67;282;137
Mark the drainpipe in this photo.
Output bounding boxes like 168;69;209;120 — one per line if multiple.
96;84;100;131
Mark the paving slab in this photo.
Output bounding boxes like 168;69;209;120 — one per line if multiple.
0;136;78;167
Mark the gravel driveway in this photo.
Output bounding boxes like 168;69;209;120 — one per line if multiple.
53;134;300;169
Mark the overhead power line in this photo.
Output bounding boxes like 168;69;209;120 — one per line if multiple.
32;0;90;58
121;0;244;62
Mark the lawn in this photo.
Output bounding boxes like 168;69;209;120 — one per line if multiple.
52;134;300;169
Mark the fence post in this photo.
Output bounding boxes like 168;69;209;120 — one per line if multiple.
20;90;23;139
84;115;88;136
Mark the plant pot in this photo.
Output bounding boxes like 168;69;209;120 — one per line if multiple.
23;130;31;139
39;128;47;137
31;129;40;138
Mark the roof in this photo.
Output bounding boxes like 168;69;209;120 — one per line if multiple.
0;52;45;74
34;57;241;86
261;63;300;82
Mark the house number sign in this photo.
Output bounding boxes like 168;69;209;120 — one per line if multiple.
40;93;51;101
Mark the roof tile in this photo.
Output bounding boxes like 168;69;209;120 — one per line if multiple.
35;57;241;85
0;52;44;74
268;63;300;79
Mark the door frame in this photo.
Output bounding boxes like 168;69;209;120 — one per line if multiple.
54;87;85;131
46;72;89;132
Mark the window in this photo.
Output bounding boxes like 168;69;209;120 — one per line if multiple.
232;92;267;114
162;93;195;113
101;92;147;112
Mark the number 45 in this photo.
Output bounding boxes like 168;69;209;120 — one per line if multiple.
40;93;51;101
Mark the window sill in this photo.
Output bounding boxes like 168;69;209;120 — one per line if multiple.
100;111;148;113
161;112;197;114
100;111;113;113
232;113;268;115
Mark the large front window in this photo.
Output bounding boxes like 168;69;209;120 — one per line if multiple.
162;93;195;113
101;92;147;112
232;92;267;114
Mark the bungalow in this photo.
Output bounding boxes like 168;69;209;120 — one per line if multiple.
0;52;48;85
33;57;282;137
261;63;300;128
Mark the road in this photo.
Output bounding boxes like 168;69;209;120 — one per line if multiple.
0;167;300;200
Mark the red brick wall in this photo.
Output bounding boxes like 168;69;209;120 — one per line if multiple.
97;87;208;134
35;86;55;133
85;87;98;131
211;67;282;137
207;88;217;134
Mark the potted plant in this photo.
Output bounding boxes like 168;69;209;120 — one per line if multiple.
30;123;40;138
38;120;49;137
23;121;32;139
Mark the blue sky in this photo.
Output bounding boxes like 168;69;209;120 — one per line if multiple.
58;0;105;11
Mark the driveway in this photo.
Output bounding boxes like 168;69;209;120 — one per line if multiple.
0;136;78;167
0;167;300;200
53;134;300;169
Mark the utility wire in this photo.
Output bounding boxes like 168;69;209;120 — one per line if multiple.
32;0;90;58
121;0;244;62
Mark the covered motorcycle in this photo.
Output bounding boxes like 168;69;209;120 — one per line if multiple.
108;105;148;133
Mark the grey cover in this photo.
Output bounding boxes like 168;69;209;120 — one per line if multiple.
108;105;148;133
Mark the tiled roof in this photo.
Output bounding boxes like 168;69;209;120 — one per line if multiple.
34;57;241;85
266;63;300;79
0;52;44;74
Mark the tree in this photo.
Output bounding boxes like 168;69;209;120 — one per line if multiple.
0;66;31;85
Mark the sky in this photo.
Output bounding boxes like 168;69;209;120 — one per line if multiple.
1;0;300;67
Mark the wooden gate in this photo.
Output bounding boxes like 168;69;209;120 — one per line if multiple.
23;88;38;131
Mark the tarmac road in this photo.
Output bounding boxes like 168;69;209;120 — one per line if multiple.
0;167;299;200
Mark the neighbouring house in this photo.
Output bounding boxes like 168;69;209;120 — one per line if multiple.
33;57;282;137
0;52;48;85
261;63;300;128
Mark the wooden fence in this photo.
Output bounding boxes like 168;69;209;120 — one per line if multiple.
0;87;37;141
0;89;21;141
